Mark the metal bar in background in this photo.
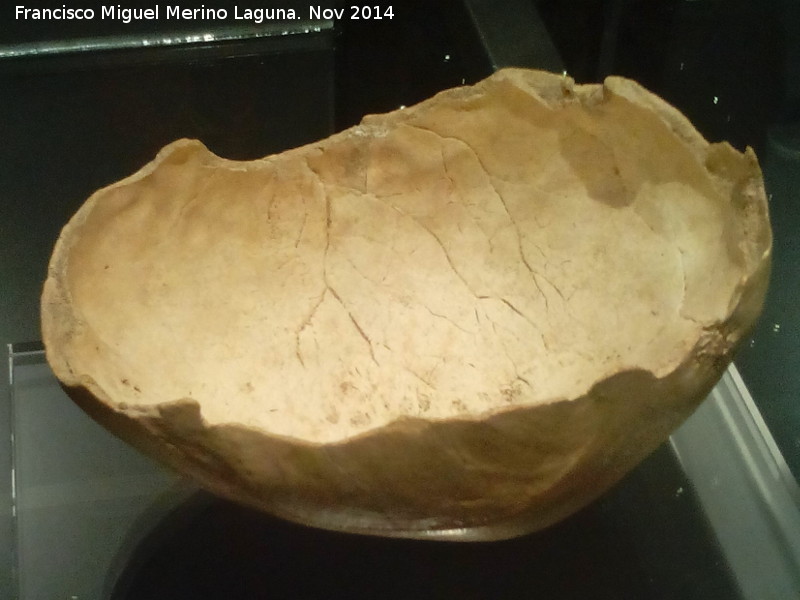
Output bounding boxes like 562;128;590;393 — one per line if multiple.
0;21;333;72
0;22;330;60
462;0;564;72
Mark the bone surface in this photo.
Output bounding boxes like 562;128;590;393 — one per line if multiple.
41;68;771;540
